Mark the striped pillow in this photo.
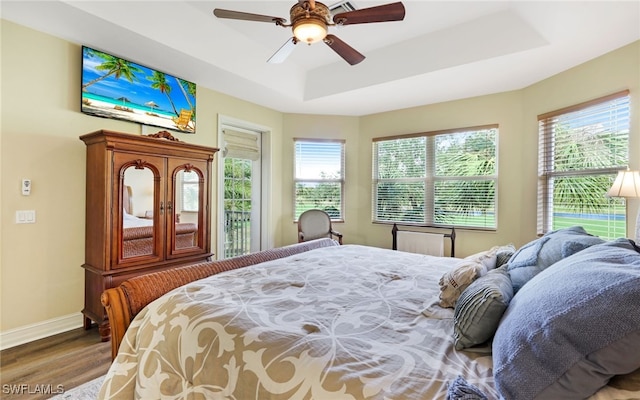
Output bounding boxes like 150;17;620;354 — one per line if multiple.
453;266;513;350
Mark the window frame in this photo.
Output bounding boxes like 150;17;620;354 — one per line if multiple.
372;124;498;229
537;90;630;238
293;138;346;222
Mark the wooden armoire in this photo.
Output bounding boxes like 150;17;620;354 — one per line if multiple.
80;129;218;341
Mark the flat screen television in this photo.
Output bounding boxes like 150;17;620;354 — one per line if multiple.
81;46;196;133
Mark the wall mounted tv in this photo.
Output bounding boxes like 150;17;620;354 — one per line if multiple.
81;46;196;133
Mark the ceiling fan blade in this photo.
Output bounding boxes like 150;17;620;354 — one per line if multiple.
333;2;405;25
213;9;286;24
324;34;365;65
267;38;298;64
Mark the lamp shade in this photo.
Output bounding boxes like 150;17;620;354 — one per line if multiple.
607;169;640;198
293;20;327;44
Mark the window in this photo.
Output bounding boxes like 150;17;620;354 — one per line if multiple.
373;125;498;228
537;91;630;240
294;139;345;220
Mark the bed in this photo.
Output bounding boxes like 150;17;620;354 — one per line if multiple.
99;228;640;399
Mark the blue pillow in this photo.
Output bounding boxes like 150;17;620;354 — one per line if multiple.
507;226;604;292
493;239;640;400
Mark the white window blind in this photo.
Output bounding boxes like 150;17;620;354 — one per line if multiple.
537;91;630;239
223;129;260;161
294;139;345;220
373;125;497;228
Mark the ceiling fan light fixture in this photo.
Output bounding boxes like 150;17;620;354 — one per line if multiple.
214;1;406;64
293;19;327;44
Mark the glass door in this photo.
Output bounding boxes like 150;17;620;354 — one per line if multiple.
219;127;262;258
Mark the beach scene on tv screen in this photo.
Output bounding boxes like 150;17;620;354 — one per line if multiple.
81;47;196;133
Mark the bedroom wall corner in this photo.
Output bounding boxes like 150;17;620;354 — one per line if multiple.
521;40;640;241
197;91;285;254
357;40;640;254
281;114;361;246
0;19;286;343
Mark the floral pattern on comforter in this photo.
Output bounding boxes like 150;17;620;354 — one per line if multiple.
99;245;499;399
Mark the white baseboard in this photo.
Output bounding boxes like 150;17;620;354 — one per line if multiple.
0;313;83;350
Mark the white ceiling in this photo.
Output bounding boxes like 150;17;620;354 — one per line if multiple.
2;1;639;116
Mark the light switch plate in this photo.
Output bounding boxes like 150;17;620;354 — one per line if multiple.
16;210;36;224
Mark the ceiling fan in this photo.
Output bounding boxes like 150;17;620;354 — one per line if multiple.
213;1;405;65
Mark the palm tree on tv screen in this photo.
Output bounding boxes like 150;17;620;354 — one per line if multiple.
81;48;143;91
177;78;196;116
148;71;179;116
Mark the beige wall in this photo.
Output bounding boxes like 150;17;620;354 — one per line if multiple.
356;39;640;252
2;18;638;340
521;42;640;244
280;40;639;254
357;91;527;254
0;20;283;335
280;114;360;244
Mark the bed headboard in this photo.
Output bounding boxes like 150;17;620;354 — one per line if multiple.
391;223;456;257
123;185;133;215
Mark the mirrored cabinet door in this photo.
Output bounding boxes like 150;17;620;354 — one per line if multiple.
167;158;209;258
113;153;166;267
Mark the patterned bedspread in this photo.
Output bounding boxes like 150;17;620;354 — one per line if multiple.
100;245;496;399
97;244;635;399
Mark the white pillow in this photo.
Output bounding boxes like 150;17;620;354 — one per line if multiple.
438;246;500;308
438;259;485;308
465;246;499;271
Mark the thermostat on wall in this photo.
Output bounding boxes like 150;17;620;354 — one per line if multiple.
22;179;31;195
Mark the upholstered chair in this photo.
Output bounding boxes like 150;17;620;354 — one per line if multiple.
297;209;343;245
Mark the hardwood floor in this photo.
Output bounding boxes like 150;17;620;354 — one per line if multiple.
0;326;111;400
